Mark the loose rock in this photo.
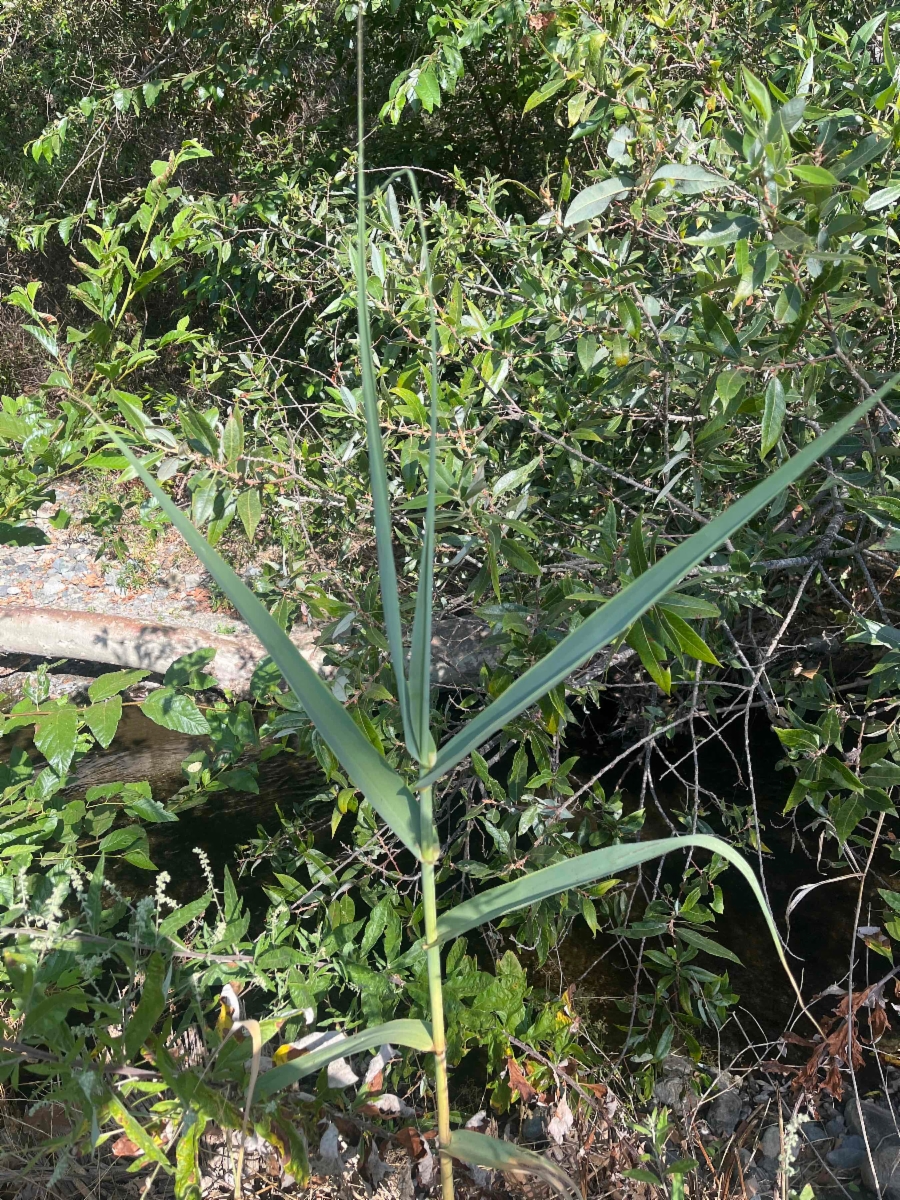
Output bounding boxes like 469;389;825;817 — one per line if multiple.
845;1097;900;1143
800;1122;828;1143
827;1135;866;1171
864;1139;900;1198
846;1099;900;1198
520;1111;547;1146
708;1089;743;1136
760;1125;783;1160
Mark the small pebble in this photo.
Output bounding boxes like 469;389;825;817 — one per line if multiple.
826;1115;846;1137
757;1155;779;1179
760;1126;780;1159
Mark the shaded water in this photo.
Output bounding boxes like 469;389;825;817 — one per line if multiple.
554;711;900;1047
62;706;324;904
56;704;900;1044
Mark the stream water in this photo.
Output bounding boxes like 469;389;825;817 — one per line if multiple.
559;708;900;1053
56;704;900;1049
64;706;324;904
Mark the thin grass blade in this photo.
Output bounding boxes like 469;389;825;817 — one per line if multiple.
230;1018;262;1200
108;433;422;858
354;14;418;760
255;1019;434;1099
418;380;898;788
444;1130;579;1200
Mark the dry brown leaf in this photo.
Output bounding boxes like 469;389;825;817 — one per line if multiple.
395;1126;435;1159
871;1002;892;1041
758;1060;799;1075
111;1135;141;1157
527;10;555;31
580;1081;609;1099
507;1056;539;1104
781;1030;816;1047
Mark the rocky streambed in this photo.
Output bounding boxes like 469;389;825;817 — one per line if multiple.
650;1049;900;1199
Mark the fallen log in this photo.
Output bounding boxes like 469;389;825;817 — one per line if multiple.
0;607;498;698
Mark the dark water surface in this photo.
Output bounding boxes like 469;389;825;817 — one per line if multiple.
66;705;900;1045
556;711;900;1049
65;705;324;904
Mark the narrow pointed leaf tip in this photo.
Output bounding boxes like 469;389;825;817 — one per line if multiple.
417;377;899;789
444;1129;580;1200
106;430;422;859
354;30;419;762
255;1019;434;1099
382;167;440;766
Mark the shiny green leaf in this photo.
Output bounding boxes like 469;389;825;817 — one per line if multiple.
418;374;898;788
34;706;79;775
88;669;151;702
140;688;210;736
760;376;786;458
564;177;632;224
701;297;741;360
237;488;262;540
105;433;422;858
83;696;122;748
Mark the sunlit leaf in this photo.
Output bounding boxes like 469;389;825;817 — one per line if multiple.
255;1020;433;1099
103;433;423;858
564;177;632;224
760;376;786;458
651;163;728;193
445;1129;579;1200
83;696;122;748
34;707;79;775
418;377;899;789
140;688;210;735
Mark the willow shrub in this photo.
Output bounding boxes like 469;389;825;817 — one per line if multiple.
89;17;898;1196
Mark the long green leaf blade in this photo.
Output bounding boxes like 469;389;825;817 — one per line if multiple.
355;32;418;761
419;380;898;788
435;833;792;982
401;168;439;770
255;1019;434;1099
444;1130;579;1200
108;433;422;858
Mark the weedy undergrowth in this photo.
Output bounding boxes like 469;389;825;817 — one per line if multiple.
96;15;900;1197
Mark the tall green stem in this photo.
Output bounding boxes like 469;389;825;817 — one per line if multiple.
420;785;454;1199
